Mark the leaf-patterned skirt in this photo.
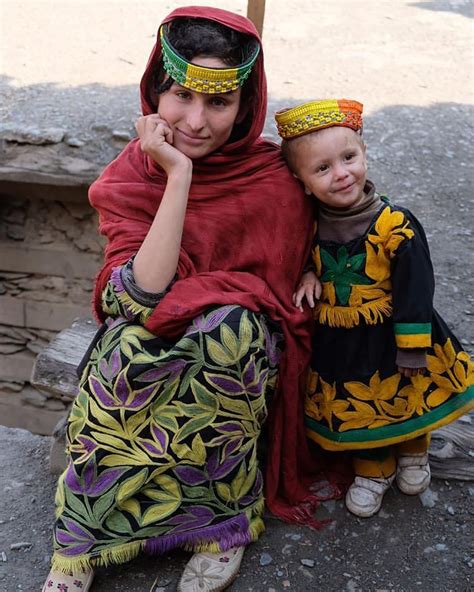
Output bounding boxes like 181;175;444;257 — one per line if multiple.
305;310;474;451
51;305;283;572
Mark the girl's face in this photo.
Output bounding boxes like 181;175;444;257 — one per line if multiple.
157;56;242;159
292;127;368;209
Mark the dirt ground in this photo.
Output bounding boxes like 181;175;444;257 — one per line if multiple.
1;1;473;591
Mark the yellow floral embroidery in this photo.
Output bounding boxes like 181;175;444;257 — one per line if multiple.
336;371;409;430
321;281;336;307
312;244;322;276
344;371;401;405
306;369;318;395
398;374;431;415
368;206;414;258
426;339;474;407
335;399;377;431
364;242;391;283
306;375;349;430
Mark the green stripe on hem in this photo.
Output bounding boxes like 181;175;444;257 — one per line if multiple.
305;385;474;444
394;323;431;335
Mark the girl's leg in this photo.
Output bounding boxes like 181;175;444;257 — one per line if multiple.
346;447;396;518
396;434;431;495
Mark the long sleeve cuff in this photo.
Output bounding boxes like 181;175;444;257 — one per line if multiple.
121;257;175;307
394;322;432;348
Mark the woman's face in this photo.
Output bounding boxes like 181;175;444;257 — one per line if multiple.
157;56;242;159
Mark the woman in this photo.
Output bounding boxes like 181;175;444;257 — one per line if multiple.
43;7;322;592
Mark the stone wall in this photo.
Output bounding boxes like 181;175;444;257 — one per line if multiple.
0;192;103;434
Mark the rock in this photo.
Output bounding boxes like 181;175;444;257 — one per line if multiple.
65;137;85;148
347;579;358;592
419;487;439;508
424;547;434;554
445;505;456;516
21;389;47;408
0;380;24;392
298;566;315;579
6;225;26;241
0;125;66;145
378;509;391;519
112;129;133;141
300;558;315;568
44;398;67;411
0;343;25;354
321;500;336;513
281;544;293;555
259;552;273;566
1;551;6;562
10;542;32;550
435;544;448;552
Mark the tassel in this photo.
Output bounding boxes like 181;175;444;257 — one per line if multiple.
318;297;392;329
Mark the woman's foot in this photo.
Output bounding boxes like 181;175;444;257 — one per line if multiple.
42;568;94;592
177;546;245;592
345;474;395;517
396;453;431;495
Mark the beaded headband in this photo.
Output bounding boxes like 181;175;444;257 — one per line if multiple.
159;24;260;94
275;99;363;139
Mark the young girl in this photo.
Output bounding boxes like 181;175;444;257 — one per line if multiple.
275;99;474;518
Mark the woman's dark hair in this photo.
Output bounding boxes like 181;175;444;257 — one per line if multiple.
152;17;259;141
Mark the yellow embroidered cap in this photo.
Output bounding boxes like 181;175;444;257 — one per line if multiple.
275;99;363;140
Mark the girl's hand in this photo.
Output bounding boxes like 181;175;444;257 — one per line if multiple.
135;114;192;176
293;271;322;312
398;366;426;377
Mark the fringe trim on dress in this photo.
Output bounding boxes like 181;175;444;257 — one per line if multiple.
50;508;264;573
317;297;392;328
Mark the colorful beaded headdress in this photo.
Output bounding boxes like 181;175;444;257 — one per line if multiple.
275;99;363;140
159;23;260;94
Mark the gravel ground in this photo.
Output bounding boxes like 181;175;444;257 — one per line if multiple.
1;1;473;591
1;426;473;592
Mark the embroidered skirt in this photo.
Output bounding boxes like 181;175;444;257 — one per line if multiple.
305;310;474;451
51;305;282;572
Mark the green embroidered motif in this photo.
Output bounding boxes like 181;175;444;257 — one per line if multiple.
320;246;372;305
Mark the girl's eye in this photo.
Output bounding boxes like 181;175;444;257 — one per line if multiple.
318;164;329;173
345;153;355;161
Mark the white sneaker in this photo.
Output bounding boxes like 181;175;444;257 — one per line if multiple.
177;546;245;592
345;475;395;518
396;453;431;495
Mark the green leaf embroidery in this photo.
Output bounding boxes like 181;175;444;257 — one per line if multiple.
320;245;372;305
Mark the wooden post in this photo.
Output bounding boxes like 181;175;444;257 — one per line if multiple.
247;0;266;37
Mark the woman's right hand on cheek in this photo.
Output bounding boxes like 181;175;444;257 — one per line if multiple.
135;114;192;176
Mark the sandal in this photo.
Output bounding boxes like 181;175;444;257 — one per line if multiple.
177;546;245;592
42;568;94;592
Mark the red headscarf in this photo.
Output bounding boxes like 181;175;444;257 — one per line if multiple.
89;6;329;526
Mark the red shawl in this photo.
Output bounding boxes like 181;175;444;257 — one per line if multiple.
89;6;328;526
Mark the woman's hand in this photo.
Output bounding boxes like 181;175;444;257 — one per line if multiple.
293;271;322;312
135;114;191;176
